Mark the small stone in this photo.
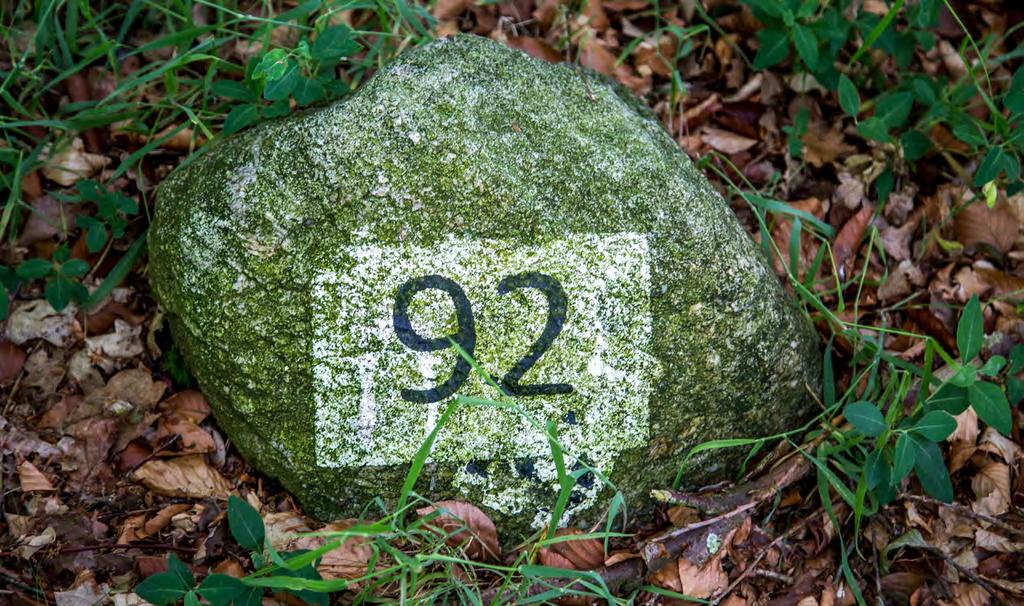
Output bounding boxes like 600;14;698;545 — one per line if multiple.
150;35;820;538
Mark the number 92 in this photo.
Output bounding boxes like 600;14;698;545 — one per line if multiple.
392;272;574;403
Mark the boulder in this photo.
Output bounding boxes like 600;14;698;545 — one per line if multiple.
150;35;820;537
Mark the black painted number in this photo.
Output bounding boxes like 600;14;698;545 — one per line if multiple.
392;275;476;404
391;272;573;402
497;272;574;397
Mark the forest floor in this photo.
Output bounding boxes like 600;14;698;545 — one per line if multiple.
1;0;1023;605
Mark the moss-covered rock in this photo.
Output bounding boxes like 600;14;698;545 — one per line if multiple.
150;34;820;539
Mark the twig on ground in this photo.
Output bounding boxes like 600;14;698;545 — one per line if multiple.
484;447;817;603
708;504;829;606
901;493;1024;538
58;543;198;554
753;568;794;585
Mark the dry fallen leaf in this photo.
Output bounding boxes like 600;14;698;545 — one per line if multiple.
944;582;989;606
701;126;758;154
417;500;500;562
5;300;82;347
649;556;683;597
976;427;1021;463
504;36;563;64
579;37;649;93
834;205;874;275
538;528;605;570
834;171;867;210
317;520;375;582
161;390;210;422
156;403;216;454
100;368;167;411
955;201;1018;254
41;138;109;187
132;454;232;498
212;559;246;577
263;511;314;552
432;0;469;19
971;460;1010;514
83;320;145;369
18;460;55;492
54;573;106;606
633;36;675;78
677;556;729;600
974;528;1024;553
582;0;609;30
801;123;855;168
0;340;26;383
143;503;192;537
19;195;83;246
18;525;56;559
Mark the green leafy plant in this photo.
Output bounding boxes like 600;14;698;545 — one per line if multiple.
15;245;90;311
841;293;1013;507
136;496;329;606
742;0;1023;196
218;24;362;134
71;180;139;253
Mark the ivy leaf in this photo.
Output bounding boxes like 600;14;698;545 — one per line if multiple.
865;448;889;490
753;28;789;70
957;294;983;362
948;363;977;388
255;49;289;81
311;25;360;64
792;24;819;70
77;216;108;253
293;77;326;106
75;179;106;203
857;117;890;142
900;130;931;161
16;258;54;280
1009;344;1024;374
224;104;260;135
136;556;194;606
1006;65;1024;114
973;147;1016;187
1008;377;1024;406
911;410;956;442
198;574;245;606
211;80;258;103
837;74;860;118
876;91;914;128
263;60;300;101
45;277;76;311
167;554;196;592
227;495;265;551
926;384;969;415
236;586;263;606
909;435;953;502
60;258;90;279
968;381;1012;436
892;433;915;482
744;0;785;20
951;117;985;148
323;78;350;96
844;401;887;437
0;266;18;292
263;98;291;118
979;355;1006;377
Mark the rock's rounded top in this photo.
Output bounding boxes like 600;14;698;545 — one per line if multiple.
150;34;819;538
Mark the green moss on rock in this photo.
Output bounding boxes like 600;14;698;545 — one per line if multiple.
150;34;820;539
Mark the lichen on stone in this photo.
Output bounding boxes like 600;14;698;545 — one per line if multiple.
149;34;821;538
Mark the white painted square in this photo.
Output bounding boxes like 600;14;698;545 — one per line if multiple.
313;233;658;467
